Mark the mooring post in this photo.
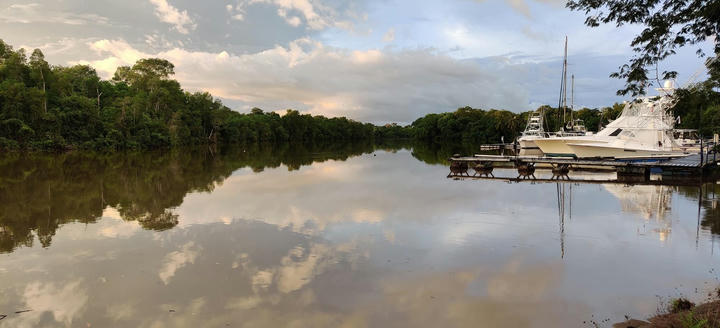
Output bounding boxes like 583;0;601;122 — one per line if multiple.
701;137;704;166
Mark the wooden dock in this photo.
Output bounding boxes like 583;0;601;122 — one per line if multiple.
448;150;720;183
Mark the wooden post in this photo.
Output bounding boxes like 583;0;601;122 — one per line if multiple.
700;136;704;166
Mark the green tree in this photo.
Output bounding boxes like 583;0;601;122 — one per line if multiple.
29;49;50;114
567;0;720;96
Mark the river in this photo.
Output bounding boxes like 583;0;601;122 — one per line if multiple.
1;142;719;327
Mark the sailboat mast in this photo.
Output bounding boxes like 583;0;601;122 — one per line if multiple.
562;36;568;125
571;74;574;121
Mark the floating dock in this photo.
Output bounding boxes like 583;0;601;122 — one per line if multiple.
448;151;720;183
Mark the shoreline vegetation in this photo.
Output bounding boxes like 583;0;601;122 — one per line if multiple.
0;40;720;152
613;297;720;328
2;38;718;153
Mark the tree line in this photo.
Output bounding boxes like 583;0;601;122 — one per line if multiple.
1;37;719;151
0;39;378;151
403;81;720;143
405;105;624;143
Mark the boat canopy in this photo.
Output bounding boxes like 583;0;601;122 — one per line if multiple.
599;96;675;137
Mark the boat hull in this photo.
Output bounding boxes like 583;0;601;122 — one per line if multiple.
534;138;606;157
518;136;544;156
566;143;686;160
518;138;539;150
533;138;572;157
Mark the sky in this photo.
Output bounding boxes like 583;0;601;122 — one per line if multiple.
0;0;713;123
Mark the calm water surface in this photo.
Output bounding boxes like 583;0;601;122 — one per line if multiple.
1;144;720;327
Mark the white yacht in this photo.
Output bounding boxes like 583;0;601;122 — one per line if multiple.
534;81;687;160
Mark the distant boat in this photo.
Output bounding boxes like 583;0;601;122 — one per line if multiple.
518;110;546;154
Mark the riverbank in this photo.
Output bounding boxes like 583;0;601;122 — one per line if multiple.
615;298;720;327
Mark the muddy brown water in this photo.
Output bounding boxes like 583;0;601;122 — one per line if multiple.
1;144;720;327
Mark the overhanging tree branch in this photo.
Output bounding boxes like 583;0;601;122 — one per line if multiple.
567;0;720;96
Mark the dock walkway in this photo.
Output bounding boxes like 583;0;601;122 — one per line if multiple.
448;151;720;181
452;152;717;168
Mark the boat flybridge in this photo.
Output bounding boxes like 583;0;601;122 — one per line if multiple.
518;111;546;152
533;81;688;160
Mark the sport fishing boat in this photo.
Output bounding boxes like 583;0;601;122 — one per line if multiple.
534;81;688;160
518;110;546;154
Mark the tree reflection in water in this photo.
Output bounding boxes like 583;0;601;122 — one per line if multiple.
674;185;720;236
7;139;719;256
0;141;386;253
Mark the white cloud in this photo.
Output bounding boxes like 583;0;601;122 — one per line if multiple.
17;38;93;57
229;0;351;30
382;27;395;42
283;14;303;27
14;280;89;328
277;245;323;293
144;32;176;50
158;242;201;284
148;0;196;34
76;38;526;123
72;39;147;76
0;3;109;25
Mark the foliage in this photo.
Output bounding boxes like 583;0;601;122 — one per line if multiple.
0;39;376;151
679;311;708;328
567;0;720;96
3;38;719;153
671;81;720;136
406;105;622;144
671;298;696;313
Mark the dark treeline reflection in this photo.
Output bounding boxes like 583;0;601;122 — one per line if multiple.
676;184;720;235
409;141;499;165
0;139;561;254
0;140;399;253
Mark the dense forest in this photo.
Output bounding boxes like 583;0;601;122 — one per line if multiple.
0;39;378;151
1;38;719;151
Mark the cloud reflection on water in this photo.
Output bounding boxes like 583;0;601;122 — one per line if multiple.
1;147;720;327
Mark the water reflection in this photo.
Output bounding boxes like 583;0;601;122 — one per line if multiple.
679;184;720;235
556;183;570;258
0;141;380;253
2;144;720;327
603;185;673;242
